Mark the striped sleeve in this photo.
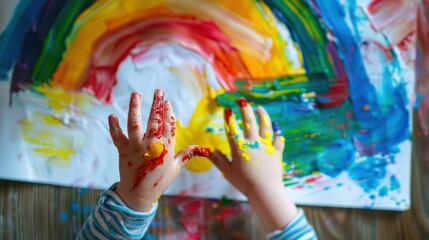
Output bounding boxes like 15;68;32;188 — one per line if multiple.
267;208;317;240
77;183;157;240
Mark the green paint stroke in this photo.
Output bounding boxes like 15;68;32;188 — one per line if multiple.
32;0;94;86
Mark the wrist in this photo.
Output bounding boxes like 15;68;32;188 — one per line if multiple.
247;184;298;233
116;182;155;212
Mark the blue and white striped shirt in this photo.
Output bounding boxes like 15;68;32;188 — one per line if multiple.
78;184;317;239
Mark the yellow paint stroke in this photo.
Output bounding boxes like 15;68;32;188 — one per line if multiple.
19;112;77;163
36;85;96;113
176;91;230;173
144;142;166;158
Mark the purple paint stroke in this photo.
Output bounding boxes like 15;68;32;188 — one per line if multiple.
10;0;66;99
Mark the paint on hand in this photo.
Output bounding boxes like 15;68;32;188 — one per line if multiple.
133;142;168;189
170;116;176;137
272;121;281;135
143;141;165;158
237;97;248;107
127;161;133;168
259;131;275;154
149;92;165;139
244;141;259;149
153;176;163;188
261;116;269;128
224;108;250;160
182;146;210;162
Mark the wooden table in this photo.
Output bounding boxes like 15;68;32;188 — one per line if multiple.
1;117;429;240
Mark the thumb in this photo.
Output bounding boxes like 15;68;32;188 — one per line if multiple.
208;149;231;175
175;145;211;167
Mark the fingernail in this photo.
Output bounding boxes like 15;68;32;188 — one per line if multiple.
109;115;117;131
154;89;165;101
132;92;141;100
272;122;281;134
224;108;232;122
237;97;248;107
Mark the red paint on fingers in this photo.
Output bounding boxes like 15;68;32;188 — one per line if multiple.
237;97;248;107
170;116;176;137
224;108;232;123
149;94;165;139
182;147;210;162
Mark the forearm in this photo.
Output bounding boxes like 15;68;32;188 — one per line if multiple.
77;183;157;240
247;185;298;233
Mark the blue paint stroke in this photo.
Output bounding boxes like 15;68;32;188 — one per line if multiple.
313;0;410;155
0;0;49;80
348;157;388;192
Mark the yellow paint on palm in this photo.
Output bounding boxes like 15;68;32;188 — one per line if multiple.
260;131;275;154
175;93;230;173
144;142;166;158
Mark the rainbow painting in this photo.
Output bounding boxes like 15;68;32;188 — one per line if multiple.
0;0;418;210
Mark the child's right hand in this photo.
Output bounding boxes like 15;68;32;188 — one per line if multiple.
209;97;299;232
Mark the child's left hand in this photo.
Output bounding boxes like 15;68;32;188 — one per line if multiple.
108;89;210;212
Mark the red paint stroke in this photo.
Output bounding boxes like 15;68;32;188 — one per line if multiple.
216;207;241;220
127;161;133;168
84;17;251;103
237;97;248;107
132;147;168;189
305;175;322;183
177;199;210;236
367;0;417;46
182;147;210;162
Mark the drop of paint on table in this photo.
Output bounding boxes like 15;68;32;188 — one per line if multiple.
59;212;68;221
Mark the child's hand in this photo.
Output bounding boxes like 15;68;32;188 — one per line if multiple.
209;97;285;199
209;97;298;232
108;90;210;212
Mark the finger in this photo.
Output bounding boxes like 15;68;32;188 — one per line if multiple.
237;98;258;141
272;122;285;152
127;92;144;143
146;89;165;140
224;108;240;151
208;149;231;175
256;106;273;140
108;114;129;150
162;100;176;145
175;145;210;167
